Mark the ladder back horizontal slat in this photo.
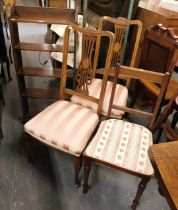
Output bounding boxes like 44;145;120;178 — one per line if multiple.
112;105;153;118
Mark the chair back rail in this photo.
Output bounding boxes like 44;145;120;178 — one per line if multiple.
107;64;170;131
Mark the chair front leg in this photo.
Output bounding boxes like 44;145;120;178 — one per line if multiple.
83;157;91;193
131;177;151;210
74;156;82;187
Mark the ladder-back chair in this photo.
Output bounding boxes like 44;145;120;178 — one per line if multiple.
82;64;170;209
24;24;114;187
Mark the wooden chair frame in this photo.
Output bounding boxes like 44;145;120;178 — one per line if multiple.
82;64;170;209
25;24;115;187
98;16;142;88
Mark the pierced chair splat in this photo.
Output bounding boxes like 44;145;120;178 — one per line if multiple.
82;64;170;209
24;24;115;187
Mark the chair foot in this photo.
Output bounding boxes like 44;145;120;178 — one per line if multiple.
83;158;91;193
74;157;82;187
131;178;150;209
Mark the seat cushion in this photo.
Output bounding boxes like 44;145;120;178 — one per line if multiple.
84;119;154;176
24;100;99;157
71;78;128;117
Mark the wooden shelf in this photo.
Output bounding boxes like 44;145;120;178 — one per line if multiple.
21;88;59;99
10;6;76;25
14;43;74;53
9;6;76;120
18;67;73;78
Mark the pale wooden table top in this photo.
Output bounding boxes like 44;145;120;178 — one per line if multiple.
149;141;178;210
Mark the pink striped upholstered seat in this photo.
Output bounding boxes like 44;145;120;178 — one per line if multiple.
24;100;99;157
84;119;154;176
71;78;128;117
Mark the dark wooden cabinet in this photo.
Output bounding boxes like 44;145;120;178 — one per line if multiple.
9;6;76;121
135;1;178;66
140;24;178;75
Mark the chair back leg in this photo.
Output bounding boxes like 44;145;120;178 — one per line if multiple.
83;157;91;193
131;177;151;209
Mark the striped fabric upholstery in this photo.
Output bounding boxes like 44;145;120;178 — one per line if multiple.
71;78;128;117
84;119;154;176
24;100;99;157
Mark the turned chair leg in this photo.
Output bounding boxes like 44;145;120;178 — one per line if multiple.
74;157;82;187
83;158;91;193
131;177;150;210
24;134;37;163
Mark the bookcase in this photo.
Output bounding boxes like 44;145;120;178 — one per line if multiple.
9;6;77;121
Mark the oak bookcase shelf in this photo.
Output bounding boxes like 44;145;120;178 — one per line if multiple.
14;43;74;53
18;67;73;78
9;6;77;121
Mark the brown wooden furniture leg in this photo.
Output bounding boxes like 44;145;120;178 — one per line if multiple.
0;71;4;139
74;157;82;187
25;134;38;163
131;178;150;209
9;45;13;64
21;97;29;123
0;100;3;139
5;57;12;81
83;158;91;193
